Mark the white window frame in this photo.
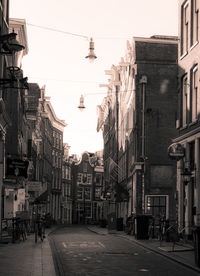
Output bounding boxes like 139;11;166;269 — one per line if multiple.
145;195;169;219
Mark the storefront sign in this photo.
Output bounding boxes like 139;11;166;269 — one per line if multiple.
168;143;185;160
28;181;42;192
6;158;29;178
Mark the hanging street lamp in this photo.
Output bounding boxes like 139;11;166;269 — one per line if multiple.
78;94;86;111
85;37;97;63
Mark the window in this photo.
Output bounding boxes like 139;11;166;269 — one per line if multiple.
191;0;199;46
95;187;101;199
69;168;71;180
82;173;87;184
146;195;167;218
181;1;189;55
95;173;102;186
87;174;92;184
190;66;198;121
85;187;91;200
77;173;82;184
189;141;195;171
77;187;83;200
62;167;65;178
182;74;189;126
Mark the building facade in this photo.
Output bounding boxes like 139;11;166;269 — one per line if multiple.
3;18;29;219
72;151;104;224
172;0;200;237
61;143;73;224
0;0;10;234
98;36;178;232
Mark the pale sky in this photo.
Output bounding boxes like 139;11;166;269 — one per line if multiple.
10;0;178;157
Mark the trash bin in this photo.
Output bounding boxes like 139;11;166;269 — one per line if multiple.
193;227;200;267
135;215;150;240
116;218;123;231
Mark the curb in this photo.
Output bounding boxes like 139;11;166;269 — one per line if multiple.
115;234;200;274
87;227;200;274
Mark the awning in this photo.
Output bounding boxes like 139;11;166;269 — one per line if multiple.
34;190;48;204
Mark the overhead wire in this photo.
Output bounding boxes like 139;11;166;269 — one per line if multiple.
25;21;130;40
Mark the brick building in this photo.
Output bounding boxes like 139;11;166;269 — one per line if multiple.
98;35;178;232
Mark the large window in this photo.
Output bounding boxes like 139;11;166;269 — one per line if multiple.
77;186;91;201
191;0;199;46
146;195;167;218
181;1;189;55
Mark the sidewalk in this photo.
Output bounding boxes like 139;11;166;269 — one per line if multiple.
87;225;200;274
0;226;57;276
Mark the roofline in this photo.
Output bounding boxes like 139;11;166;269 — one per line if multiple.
133;36;178;44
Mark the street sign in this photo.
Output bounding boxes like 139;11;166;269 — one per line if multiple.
6;158;29;178
168;143;185;160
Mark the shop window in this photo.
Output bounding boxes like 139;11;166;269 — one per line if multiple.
146;195;167;218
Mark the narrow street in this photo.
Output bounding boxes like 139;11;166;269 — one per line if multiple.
49;226;199;276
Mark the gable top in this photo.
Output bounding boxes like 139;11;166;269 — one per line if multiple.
75;151;94;167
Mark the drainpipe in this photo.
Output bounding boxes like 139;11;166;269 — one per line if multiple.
139;75;147;213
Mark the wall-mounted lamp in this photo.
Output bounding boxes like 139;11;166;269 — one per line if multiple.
0;32;28;89
181;167;192;185
85;37;97;63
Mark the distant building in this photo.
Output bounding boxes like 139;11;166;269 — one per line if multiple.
72;151;104;224
61;143;73;224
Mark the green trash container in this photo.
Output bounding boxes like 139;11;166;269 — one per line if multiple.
116;218;123;231
135;215;150;240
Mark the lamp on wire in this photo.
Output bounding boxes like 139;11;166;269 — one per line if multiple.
0;31;29;89
78;94;86;111
85;37;97;63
